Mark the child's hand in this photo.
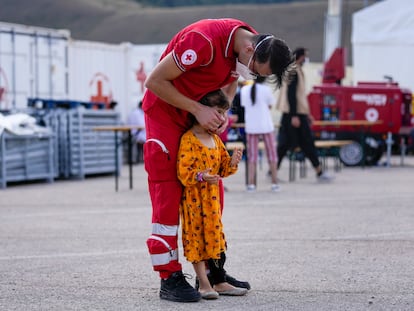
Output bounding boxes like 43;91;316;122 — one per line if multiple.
230;147;243;167
200;168;220;185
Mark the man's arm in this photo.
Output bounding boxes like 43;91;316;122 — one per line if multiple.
145;52;224;130
287;72;298;116
287;72;300;128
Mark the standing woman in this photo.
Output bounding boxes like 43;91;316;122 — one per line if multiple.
241;76;280;192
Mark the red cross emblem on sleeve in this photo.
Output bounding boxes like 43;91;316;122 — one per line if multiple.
181;49;197;65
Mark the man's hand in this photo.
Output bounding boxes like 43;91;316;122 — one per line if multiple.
291;116;301;128
213;115;229;135
307;114;315;125
194;104;225;132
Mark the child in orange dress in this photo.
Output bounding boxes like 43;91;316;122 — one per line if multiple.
177;90;245;300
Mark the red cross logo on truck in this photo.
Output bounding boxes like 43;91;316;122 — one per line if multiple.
89;72;113;108
0;67;9;109
135;61;147;94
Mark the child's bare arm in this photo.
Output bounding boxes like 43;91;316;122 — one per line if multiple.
230;147;243;167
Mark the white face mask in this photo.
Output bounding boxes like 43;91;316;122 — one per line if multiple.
236;35;274;80
236;55;256;80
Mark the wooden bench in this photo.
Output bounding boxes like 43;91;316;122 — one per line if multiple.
288;140;354;181
225;141;245;151
227;139;354;183
226;141;266;185
288;147;307;182
315;140;354;172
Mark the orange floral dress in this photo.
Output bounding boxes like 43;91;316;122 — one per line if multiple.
177;130;238;263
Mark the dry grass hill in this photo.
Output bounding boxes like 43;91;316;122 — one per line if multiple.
0;0;369;62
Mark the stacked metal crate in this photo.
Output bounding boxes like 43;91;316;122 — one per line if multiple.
66;108;120;179
0;101;121;188
40;106;121;179
41;109;71;178
0;132;54;188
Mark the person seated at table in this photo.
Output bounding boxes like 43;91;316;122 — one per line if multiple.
127;100;146;163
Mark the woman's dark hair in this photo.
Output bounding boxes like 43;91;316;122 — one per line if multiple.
250;76;267;105
252;34;295;89
293;47;307;61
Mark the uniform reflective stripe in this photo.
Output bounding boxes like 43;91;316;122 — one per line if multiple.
149;235;178;266
149;235;172;251
150;249;178;266
152;223;178;236
146;138;169;154
148;235;178;266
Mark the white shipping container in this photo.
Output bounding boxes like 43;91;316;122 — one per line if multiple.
68;40;126;113
0;20;167;123
124;43;166;122
68;40;166;122
0;22;69;111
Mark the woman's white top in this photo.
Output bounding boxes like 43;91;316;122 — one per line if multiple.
240;83;275;134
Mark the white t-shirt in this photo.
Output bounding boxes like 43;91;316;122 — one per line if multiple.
128;108;146;143
240;83;275;134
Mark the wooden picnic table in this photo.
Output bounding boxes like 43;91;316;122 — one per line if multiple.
93;125;144;191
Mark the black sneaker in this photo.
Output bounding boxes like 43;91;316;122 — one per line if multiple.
160;271;201;302
225;274;251;290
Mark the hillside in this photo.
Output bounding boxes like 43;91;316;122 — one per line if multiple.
0;0;367;62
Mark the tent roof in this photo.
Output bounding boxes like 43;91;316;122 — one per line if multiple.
352;0;414;45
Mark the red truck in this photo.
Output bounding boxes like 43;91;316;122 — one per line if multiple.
308;48;413;166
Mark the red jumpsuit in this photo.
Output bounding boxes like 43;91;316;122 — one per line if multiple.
143;18;257;279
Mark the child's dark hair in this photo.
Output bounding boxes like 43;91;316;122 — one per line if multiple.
293;47;307;61
199;89;230;110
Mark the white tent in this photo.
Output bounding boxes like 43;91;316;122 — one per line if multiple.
352;0;414;90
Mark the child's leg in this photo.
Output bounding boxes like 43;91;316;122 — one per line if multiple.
209;256;233;292
208;253;247;295
263;132;279;184
246;134;259;187
208;253;233;291
207;252;226;285
193;261;215;293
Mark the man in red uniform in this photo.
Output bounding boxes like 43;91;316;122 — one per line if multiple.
143;18;293;302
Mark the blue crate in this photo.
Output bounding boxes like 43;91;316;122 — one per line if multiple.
28;98;107;110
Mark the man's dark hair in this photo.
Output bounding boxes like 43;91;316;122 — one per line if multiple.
293;47;307;61
252;34;294;88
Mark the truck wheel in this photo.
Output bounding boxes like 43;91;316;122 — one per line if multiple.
339;141;363;166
